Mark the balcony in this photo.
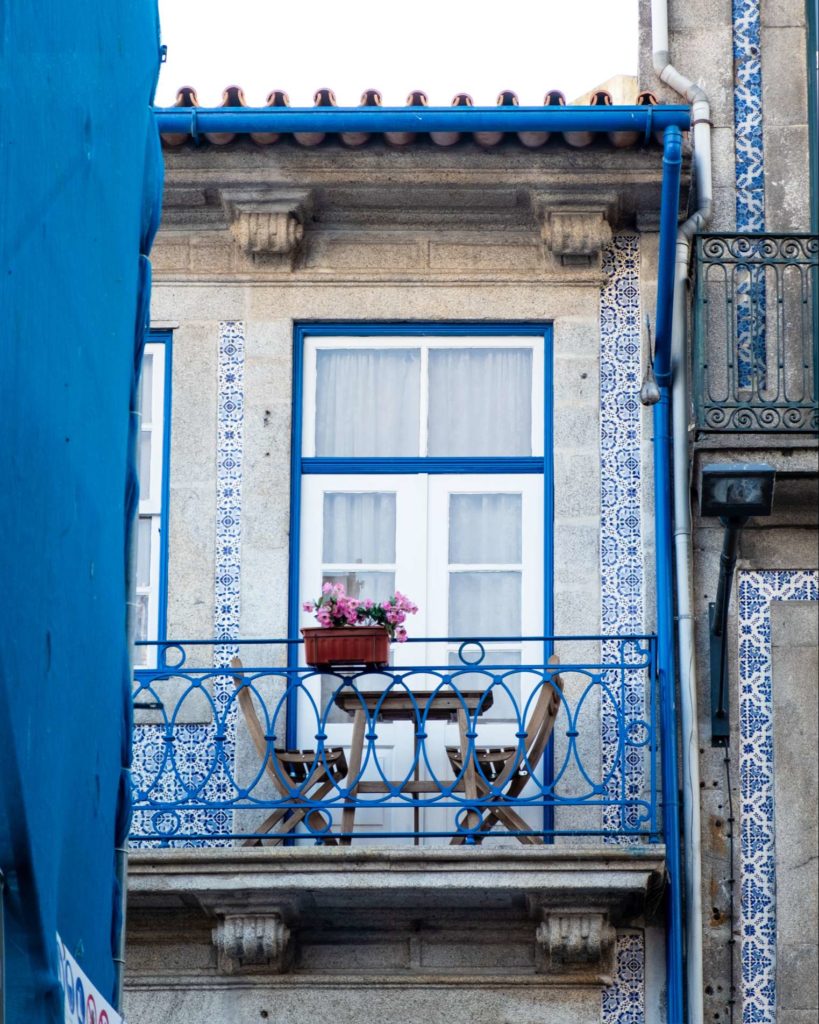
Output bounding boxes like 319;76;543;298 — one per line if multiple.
130;635;662;847
693;233;818;434
127;635;666;1001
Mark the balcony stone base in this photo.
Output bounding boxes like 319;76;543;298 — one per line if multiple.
125;846;664;1024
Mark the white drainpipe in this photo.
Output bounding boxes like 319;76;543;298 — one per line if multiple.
651;2;713;1022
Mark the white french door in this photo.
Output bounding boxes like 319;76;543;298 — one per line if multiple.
295;327;548;841
298;473;543;839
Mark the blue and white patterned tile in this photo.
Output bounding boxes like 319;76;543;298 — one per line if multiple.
733;0;765;233
733;0;767;384
598;236;648;1022
602;932;646;1024
737;570;818;1024
131;321;246;847
599;234;647;838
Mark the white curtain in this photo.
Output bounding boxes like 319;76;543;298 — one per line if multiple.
315;349;420;456
323;491;396;563
428;348;532;456
449;571;521;636
449;493;522;563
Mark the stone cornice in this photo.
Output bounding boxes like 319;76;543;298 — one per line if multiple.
128;846;665;924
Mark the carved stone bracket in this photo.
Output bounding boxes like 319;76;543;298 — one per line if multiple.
535;205;613;268
533;910;616;978
221;189;312;267
212;912;293;974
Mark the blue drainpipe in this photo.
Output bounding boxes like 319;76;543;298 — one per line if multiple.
654;124;685;1024
152;104;690;1020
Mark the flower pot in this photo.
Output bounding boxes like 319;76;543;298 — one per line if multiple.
301;626;391;671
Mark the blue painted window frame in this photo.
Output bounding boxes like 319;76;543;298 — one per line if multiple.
288;323;555;790
144;328;173;643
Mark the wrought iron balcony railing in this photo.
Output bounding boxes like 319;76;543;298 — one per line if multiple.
130;635;661;847
693;233;818;433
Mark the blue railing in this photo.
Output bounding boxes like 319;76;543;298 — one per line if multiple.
130;635;661;846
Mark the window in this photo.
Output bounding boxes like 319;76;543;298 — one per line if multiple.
296;326;549;648
134;331;172;666
292;324;552;838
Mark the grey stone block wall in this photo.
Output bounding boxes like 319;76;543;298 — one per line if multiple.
772;601;819;1021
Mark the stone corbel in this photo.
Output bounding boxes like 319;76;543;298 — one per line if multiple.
212;911;293;974
533;910;616;979
221;189;312;267
536;205;613;268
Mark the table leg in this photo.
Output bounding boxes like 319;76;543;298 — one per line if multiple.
457;708;481;840
340;708;366;845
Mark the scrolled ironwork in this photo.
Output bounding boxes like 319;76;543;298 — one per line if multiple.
694;233;818;433
130;635;662;846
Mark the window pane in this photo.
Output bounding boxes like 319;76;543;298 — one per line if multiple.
135;593;149;642
449;493;522;564
139;431;152;500
322;571;395;604
448;650;521;721
315;348;420;457
140;353;154;421
428;348;532;456
323;492;396;563
449;571;521;636
137;517;152;588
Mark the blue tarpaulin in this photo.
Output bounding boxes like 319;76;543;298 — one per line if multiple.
0;3;162;1019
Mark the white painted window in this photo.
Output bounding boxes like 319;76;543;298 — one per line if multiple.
134;340;169;667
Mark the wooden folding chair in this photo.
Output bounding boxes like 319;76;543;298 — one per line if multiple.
231;656;347;846
446;653;564;845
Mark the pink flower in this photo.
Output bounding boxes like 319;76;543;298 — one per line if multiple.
322;582;333;594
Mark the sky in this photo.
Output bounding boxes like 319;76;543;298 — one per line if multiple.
155;0;639;108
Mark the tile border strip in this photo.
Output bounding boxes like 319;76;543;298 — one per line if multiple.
737;570;818;1023
599;235;646;1020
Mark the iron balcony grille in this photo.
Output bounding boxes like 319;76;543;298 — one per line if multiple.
693;233;818;433
129;635;662;847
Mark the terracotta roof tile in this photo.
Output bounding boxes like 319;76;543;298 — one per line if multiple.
159;86;667;150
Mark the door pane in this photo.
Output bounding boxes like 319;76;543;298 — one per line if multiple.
449;493;522;563
448;571;521;636
136;517;152;588
323;492;396;563
139;432;152;500
427;348;532;456
449;650;521;721
140;353;154;421
323;571;396;603
315;349;421;456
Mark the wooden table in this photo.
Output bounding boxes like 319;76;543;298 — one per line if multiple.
333;687;494;844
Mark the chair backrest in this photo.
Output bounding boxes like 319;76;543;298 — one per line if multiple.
231;656;289;798
497;653;563;791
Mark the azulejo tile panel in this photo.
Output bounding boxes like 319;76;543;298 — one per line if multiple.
599;234;647;838
732;0;765;232
732;0;767;385
602;932;646;1024
130;321;246;847
599;235;647;1021
737;570;818;1024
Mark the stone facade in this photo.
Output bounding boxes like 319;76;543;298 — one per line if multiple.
126;1;817;1021
642;0;818;1021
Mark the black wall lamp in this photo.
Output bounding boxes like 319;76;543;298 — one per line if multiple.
700;463;776;746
